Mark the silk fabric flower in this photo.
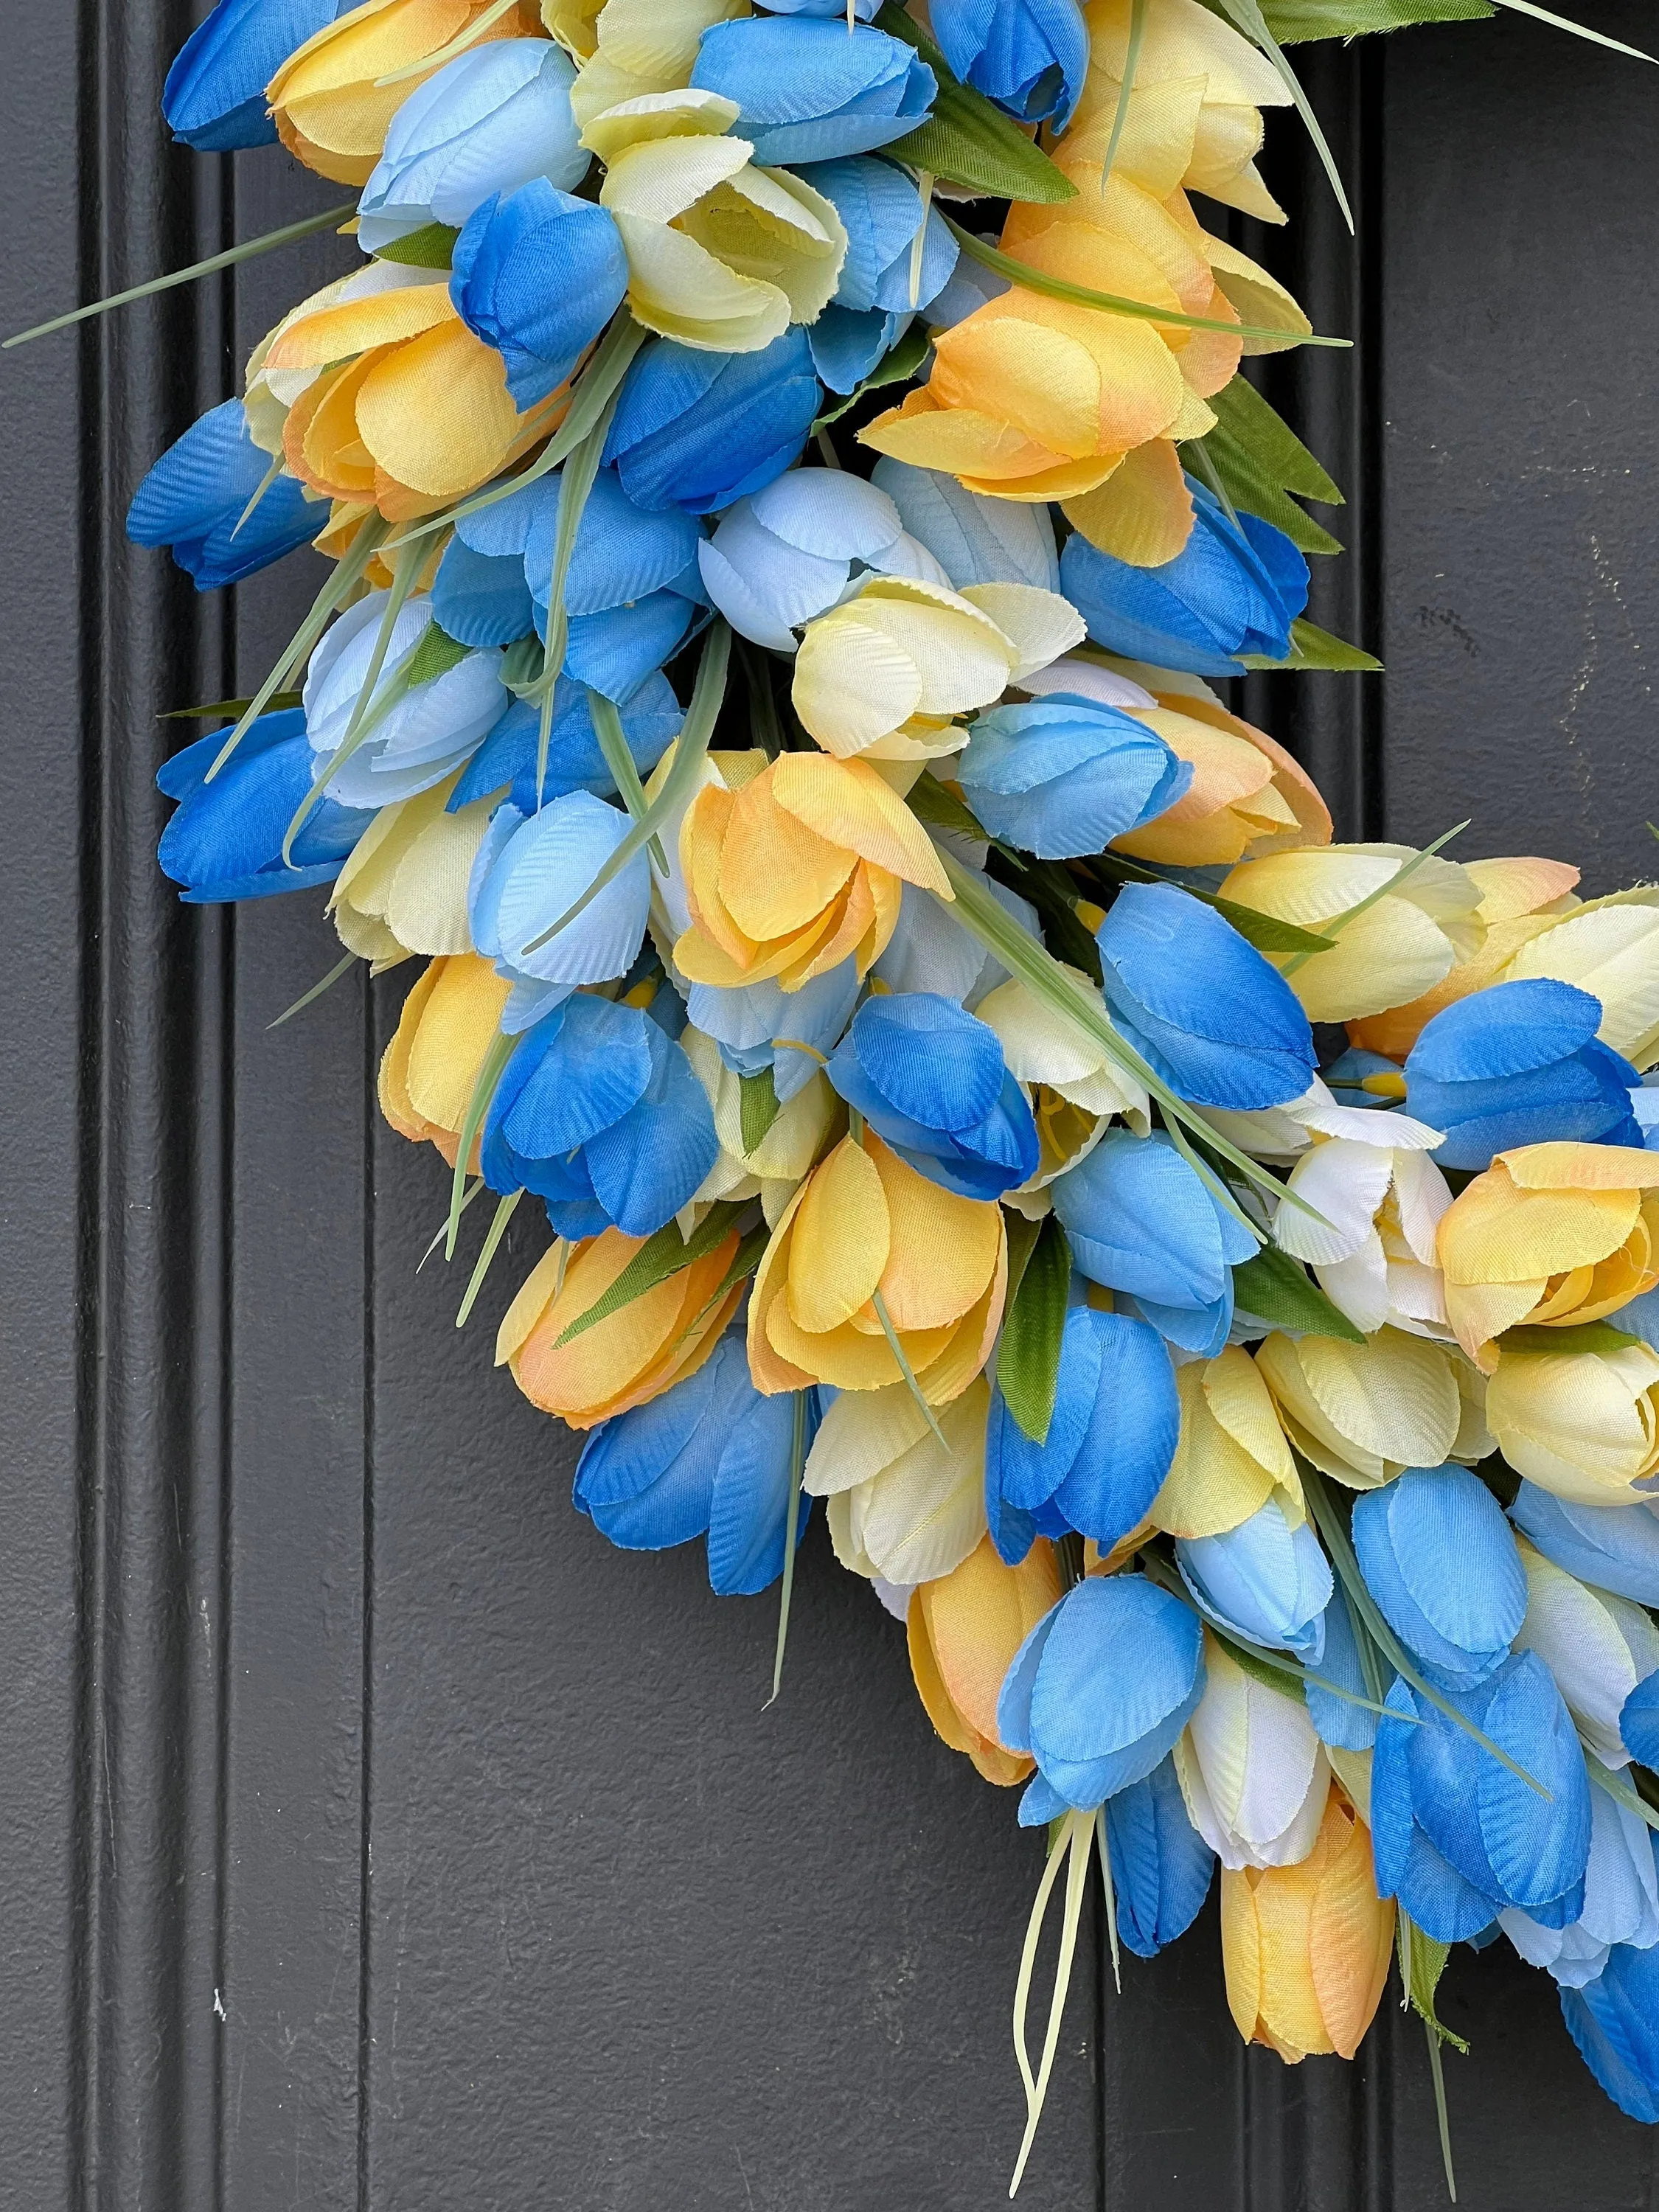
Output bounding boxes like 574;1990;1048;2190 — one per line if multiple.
907;1536;1063;1785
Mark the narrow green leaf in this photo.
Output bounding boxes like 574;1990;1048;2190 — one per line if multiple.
872;1284;950;1449
998;1216;1072;1444
266;949;358;1031
1492;0;1655;60
1208;0;1355;229
554;1203;747;1349
162;691;303;720
1281;820;1468;976
1232;1247;1365;1341
1211;894;1338;956
907;768;993;844
456;1189;521;1328
587;687;667;869
403;619;471;689
877;3;1079;204
1202;433;1344;554
373;220;459;268
1239;616;1382;673
1501;1320;1642;1357
1263;0;1491;32
765;1391;810;1708
1002;1210;1045;1312
740;1066;782;1155
1399;1910;1470;2053
1211;376;1342;501
813;321;931;428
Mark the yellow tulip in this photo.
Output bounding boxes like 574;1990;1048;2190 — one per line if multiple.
588;90;844;352
379;951;511;1166
331;775;496;963
791;575;1083;761
907;1535;1062;1784
1487;1341;1659;1508
973;967;1150;1206
1346;855;1582;1060
673;751;951;992
1437;1142;1659;1370
560;0;750;125
1151;1346;1301;1538
807;1377;993;1584
498;1220;744;1427
1502;888;1659;1071
268;0;529;184
1221;1792;1395;2064
1110;700;1310;866
1220;844;1484;1024
1253;1327;1467;1489
748;1130;1007;1400
677;1023;836;1224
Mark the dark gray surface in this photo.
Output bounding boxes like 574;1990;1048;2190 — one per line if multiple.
4;4;1659;2208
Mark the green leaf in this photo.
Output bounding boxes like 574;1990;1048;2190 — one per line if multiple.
373;220;459;268
1262;0;1492;35
399;618;469;690
1195;375;1344;554
998;1216;1072;1444
876;3;1078;204
1210;894;1338;957
814;320;931;428
1232;1246;1366;1342
554;1203;748;1349
162;691;303;720
1501;1320;1643;1357
1239;616;1382;673
740;1066;782;1155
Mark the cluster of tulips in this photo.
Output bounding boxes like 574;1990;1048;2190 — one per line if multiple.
121;0;1659;2177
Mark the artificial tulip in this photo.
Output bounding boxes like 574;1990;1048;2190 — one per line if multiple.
907;1534;1064;1784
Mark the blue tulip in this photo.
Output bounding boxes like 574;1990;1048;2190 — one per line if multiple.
156;709;372;903
451;180;629;409
871;456;1060;591
1051;1129;1259;1356
1621;1671;1659;1767
127;399;319;590
604;331;822;515
480;990;718;1239
1177;1498;1333;1662
690;18;935;163
985;1301;1179;1559
1321;1043;1407;1110
686;962;860;1106
161;0;343;151
1502;1781;1659;1989
1371;1651;1592;1942
1510;1484;1659;1607
358;41;588;251
1352;1463;1527;1690
469;790;651;1032
793;156;957;392
998;1574;1206;1821
957;693;1189;859
1102;1753;1217;1957
1404;977;1644;1169
1094;883;1318;1111
451;675;681;815
574;1335;818;1594
757;0;882;13
1059;479;1309;679
1304;1584;1391;1752
826;992;1037;1200
1561;1934;1659;2121
929;0;1089;125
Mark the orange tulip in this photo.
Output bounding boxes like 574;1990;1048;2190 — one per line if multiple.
908;1537;1062;1784
378;952;510;1165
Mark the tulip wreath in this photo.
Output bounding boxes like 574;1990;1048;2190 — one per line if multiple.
24;0;1659;2189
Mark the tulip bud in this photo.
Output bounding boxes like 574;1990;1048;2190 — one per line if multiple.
1269;1119;1451;1340
1501;1781;1659;1989
807;1377;992;1585
1109;692;1329;869
1255;1327;1466;1490
1177;1498;1332;1660
452;676;681;814
1102;1753;1217;1955
128;398;319;590
956;694;1189;860
931;0;1088;125
380;953;513;1166
1175;1634;1331;1868
690;18;935;163
1220;1791;1395;2062
1509;1481;1659;1605
1505;888;1659;1073
156;708;372;908
870;456;1059;594
164;0;341;153
330;776;495;962
697;470;917;654
451;181;629;409
1352;1462;1526;1689
1489;1341;1659;1508
305;589;509;808
906;1534;1062;1784
1513;1536;1659;1764
604;332;822;516
827;992;1039;1202
469;790;652;1032
1150;1346;1301;1539
973;967;1150;1199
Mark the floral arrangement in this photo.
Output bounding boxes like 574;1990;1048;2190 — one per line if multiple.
28;0;1659;2189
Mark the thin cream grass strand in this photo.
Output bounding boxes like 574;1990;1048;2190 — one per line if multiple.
765;1391;810;1708
457;1189;522;1326
908;173;934;310
419;1175;486;1270
230;451;287;540
1492;0;1654;59
1093;1809;1121;1994
266;947;358;1029
1012;1821;1072;2108
1010;1811;1093;2197
376;0;521;85
1279;822;1470;977
1096;0;1147;192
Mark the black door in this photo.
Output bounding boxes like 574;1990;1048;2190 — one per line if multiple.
4;6;1659;2208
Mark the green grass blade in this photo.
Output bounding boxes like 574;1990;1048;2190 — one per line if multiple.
417;1177;485;1270
266;948;358;1030
161;692;305;720
456;1189;522;1327
1098;0;1149;189
1093;1808;1123;1993
1491;0;1655;57
447;1032;517;1262
1208;0;1355;230
1280;821;1470;975
765;1391;810;1708
587;688;668;869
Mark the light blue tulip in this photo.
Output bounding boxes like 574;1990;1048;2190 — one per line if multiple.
1094;883;1318;1111
358;40;587;252
690;18;935;163
480;990;718;1239
793;156;957;392
871;874;1024;1004
957;693;1189;860
604;331;822;514
450;181;629;408
1060;479;1309;679
985;1301;1178;1559
757;0;882;13
1502;1781;1659;1989
451;675;681;815
1177;1498;1333;1662
1102;1753;1216;1958
1562;1933;1659;2121
870;456;1058;591
1509;1484;1659;1607
1304;1585;1391;1752
1405;977;1643;1169
685;962;859;1105
157;710;372;904
468;790;651;1032
1352;1463;1526;1690
305;592;508;807
1371;1651;1592;1942
930;0;1089;125
1051;1129;1258;1356
1321;1043;1407;1110
128;399;319;590
697;469;908;650
574;1335;818;1594
162;0;345;151
998;1575;1206;1820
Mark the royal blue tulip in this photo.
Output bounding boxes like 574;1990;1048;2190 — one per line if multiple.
691;18;935;163
871;456;1060;591
161;0;344;151
451;675;681;815
1404;977;1644;1169
1102;1753;1217;1956
1353;1463;1527;1690
929;0;1089;125
999;1574;1206;1821
1561;1935;1659;2121
127;399;318;589
757;0;882;13
985;1301;1179;1559
574;1335;818;1593
957;693;1189;859
1371;1651;1592;1942
451;180;629;408
1177;1498;1333;1663
480;989;718;1239
1094;883;1318;1111
1060;478;1309;679
604;332;822;514
1511;1483;1659;1607
1621;1671;1659;1768
157;709;372;903
1051;1129;1259;1356
827;992;1037;1200
1304;1585;1391;1752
